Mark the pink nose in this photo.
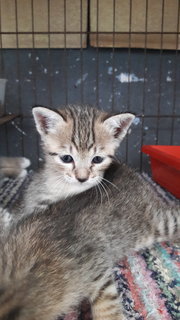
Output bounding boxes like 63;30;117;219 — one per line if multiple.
75;168;89;183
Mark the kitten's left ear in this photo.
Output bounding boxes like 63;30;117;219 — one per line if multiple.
103;113;135;142
32;106;66;136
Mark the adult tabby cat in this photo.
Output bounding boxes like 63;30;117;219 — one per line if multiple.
0;105;179;320
0;161;179;320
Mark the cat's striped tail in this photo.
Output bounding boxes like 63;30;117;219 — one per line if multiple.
153;205;180;242
135;204;180;251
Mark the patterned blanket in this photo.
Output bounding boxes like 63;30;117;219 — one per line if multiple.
0;174;179;320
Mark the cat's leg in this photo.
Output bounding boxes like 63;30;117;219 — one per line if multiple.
0;207;12;232
0;157;30;178
135;203;180;250
90;275;126;320
151;204;180;242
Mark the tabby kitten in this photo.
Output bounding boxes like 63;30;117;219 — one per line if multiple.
0;161;179;320
15;105;134;214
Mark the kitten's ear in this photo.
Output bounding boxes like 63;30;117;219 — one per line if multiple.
32;106;65;135
103;113;135;142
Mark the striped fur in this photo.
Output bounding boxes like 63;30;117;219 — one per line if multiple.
13;105;134;215
91;277;126;320
0;106;179;320
0;162;179;320
65;106;97;150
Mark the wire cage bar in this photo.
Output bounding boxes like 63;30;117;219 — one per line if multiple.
0;0;179;172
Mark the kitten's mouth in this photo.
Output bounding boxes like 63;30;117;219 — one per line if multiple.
77;178;88;183
77;177;102;188
64;174;100;187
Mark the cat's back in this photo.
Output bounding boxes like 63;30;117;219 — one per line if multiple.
48;162;159;240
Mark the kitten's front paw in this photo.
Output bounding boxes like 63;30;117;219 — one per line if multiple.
18;169;28;178
20;157;31;169
0;207;12;228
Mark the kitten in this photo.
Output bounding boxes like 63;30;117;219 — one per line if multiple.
14;105;135;215
0;161;179;320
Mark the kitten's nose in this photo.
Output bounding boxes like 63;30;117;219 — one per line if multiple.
75;168;89;183
77;177;88;183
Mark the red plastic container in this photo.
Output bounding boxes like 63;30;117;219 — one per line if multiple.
142;145;180;199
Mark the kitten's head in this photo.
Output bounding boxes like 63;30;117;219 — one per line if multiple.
32;105;134;194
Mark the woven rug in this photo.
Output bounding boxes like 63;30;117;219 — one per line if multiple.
0;173;180;320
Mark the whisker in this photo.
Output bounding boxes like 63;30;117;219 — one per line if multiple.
100;179;111;193
94;185;99;202
96;184;103;207
101;177;120;192
99;181;111;205
112;155;121;164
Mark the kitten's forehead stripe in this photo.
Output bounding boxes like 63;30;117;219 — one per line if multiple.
65;105;98;151
87;143;94;151
68;107;77;148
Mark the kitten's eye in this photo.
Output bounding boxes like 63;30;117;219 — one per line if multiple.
60;155;73;163
92;156;104;164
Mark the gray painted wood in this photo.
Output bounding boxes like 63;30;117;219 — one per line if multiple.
0;48;179;172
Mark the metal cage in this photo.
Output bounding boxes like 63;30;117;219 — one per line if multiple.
0;0;179;172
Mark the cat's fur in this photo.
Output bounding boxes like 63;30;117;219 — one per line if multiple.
0;161;179;320
0;157;30;228
0;157;30;178
12;105;135;215
0;105;179;320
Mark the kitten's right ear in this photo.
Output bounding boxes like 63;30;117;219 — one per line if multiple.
32;106;66;136
103;113;135;143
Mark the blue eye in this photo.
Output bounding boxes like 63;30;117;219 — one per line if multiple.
60;155;73;163
92;156;104;164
